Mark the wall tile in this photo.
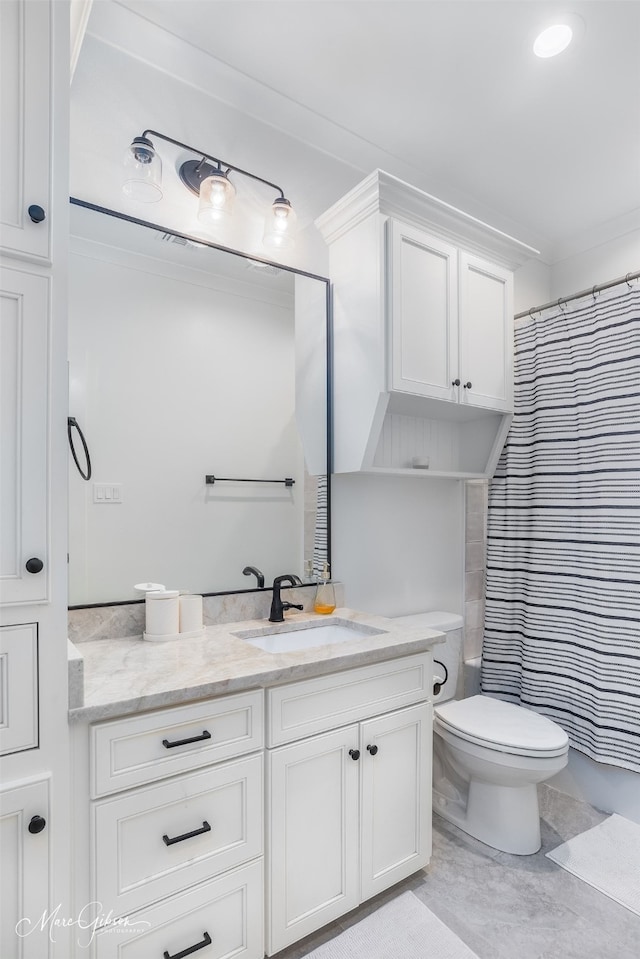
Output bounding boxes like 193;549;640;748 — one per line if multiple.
465;541;485;572
464;600;484;630
466;480;487;515
465;510;486;544
465;570;484;602
464;627;484;661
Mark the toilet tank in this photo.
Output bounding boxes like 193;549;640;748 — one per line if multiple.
391;611;463;703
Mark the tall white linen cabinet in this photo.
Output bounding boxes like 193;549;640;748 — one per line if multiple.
0;2;71;957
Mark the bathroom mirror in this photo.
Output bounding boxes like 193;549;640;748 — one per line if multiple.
68;200;330;606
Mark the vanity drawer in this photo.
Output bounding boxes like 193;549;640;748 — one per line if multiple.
90;689;264;797
0;623;38;755
94;858;264;959
93;753;263;917
267;652;432;746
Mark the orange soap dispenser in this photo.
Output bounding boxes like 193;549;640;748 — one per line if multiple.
314;561;336;614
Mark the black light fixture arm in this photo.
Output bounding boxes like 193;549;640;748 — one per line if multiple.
140;129;287;199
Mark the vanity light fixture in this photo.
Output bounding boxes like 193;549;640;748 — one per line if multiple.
122;129;297;249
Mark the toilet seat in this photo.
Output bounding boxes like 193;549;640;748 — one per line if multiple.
434;695;569;758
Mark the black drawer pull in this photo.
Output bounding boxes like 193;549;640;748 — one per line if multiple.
163;820;211;846
366;744;379;756
162;730;211;749
163;931;212;959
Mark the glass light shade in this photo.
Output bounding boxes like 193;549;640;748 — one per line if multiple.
122;137;163;202
197;172;236;225
533;24;573;58
263;198;297;251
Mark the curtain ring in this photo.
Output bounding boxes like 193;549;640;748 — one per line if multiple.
557;297;566;313
528;307;537;318
626;273;634;289
592;285;599;302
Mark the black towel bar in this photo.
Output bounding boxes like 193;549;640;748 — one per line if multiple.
205;475;294;487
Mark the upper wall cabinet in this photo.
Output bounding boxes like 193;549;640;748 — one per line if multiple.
388;222;513;412
0;0;52;263
317;171;537;479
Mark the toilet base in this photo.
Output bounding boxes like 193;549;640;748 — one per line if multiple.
435;779;541;855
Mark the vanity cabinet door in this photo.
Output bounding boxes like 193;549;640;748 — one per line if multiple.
459;252;513;412
266;725;360;955
360;702;432;901
387;220;458;401
0;777;50;959
0;0;52;263
0;265;49;605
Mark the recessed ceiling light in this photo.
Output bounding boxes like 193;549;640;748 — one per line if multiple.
533;24;573;58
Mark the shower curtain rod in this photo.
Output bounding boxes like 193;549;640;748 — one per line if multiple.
514;269;640;320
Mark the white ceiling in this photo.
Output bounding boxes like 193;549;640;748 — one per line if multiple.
78;0;640;264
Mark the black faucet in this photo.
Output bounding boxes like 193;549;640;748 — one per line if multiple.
242;565;265;588
269;574;303;623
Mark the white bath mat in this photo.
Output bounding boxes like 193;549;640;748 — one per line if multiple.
301;891;479;958
546;814;640;917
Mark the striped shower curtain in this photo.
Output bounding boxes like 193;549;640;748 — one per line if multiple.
481;280;640;773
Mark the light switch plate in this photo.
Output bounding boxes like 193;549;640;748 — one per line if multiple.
93;483;123;504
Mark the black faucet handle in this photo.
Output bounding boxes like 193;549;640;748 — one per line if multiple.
283;603;304;612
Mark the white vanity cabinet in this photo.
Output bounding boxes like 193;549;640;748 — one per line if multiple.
0;2;69;955
0;0;53;263
0;265;50;606
389;221;513;412
84;690;265;959
265;653;433;955
316;170;537;478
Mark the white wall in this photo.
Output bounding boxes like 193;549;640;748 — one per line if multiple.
68;240;305;604
551;229;640;300
513;258;552;314
332;473;464;616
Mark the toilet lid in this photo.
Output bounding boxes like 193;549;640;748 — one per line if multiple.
434;695;569;756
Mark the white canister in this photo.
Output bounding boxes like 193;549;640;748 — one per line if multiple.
145;590;180;638
179;594;203;633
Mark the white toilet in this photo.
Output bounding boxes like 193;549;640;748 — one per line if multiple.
393;611;569;855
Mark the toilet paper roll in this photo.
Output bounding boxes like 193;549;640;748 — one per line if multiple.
145;590;180;637
179;594;203;633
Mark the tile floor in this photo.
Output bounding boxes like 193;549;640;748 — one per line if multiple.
273;785;640;959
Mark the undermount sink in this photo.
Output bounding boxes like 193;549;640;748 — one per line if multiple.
233;619;387;654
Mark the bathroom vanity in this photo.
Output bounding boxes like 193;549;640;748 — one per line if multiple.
68;610;442;958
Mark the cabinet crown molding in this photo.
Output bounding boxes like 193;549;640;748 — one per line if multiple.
315;169;539;270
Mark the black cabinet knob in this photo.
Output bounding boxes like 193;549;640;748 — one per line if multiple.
348;748;360;761
366;744;378;756
463;381;473;390
28;815;46;834
25;557;44;574
28;205;46;224
452;378;461;386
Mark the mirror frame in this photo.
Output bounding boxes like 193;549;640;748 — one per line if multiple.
68;196;333;609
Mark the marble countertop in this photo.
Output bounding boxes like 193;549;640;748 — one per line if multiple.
68;608;445;723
